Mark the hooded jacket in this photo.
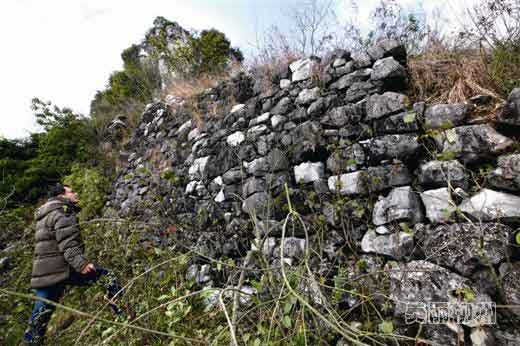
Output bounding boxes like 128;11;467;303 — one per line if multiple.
30;196;88;288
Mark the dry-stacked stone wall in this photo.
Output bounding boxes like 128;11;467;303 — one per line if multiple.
105;40;520;344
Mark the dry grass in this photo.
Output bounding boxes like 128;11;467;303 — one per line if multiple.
408;43;504;105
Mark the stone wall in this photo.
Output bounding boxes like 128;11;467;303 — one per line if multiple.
105;40;520;345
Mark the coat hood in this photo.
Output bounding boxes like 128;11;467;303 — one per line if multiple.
34;197;78;221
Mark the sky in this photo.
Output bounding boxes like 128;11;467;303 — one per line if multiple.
0;0;475;139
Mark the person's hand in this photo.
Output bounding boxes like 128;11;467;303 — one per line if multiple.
81;263;96;275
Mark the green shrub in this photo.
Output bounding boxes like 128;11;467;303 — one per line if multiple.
488;44;520;96
63;164;109;221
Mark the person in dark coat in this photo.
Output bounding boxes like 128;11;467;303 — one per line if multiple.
24;183;123;345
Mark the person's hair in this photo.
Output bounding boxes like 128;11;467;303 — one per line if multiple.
47;182;66;198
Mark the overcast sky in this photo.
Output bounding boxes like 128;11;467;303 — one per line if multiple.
0;0;473;139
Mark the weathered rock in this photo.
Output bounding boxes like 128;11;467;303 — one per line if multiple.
328;163;412;195
242;192;274;219
370;57;407;89
416;223;512;276
188;156;211;180
373;110;419;134
247;124;269;141
334;61;354;76
226;131;245;147
244;157;268;176
366;92;409;120
330;68;372;90
361;229;414;259
367;39;407;64
420;187;456;223
267;149;289;172
320;104;364;127
328;171;366;195
459;188;520;222
187;264;212;284
433;124;515;163
351;51;372;68
242;177;266;197
222;167;244;185
499;262;520;316
294;162;324;183
270;115;286;130
249;112;270;127
290;57;320;82
417;160;468;189
373;186;424;226
344;81;380;103
360;134;421;163
488;154;520;192
296;87;320;105
280;79;291;89
386;260;492;326
497;88;520;126
271;97;293;115
326;144;366;174
366;163;412;192
423;103;470;129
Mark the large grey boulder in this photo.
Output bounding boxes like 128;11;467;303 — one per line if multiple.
386;260;492;326
416;223;512;276
370;57;407;89
360;134;421;163
361;229;414;259
420;187;456;223
366;92;410;120
372;186;424;226
418;160;468;189
290;57;320;82
497;88;520;126
499;263;520;317
488;154;520;192
459;188;520;222
423;103;470;129
433;124;515;163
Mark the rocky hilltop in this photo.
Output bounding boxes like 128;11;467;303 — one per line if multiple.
104;38;520;345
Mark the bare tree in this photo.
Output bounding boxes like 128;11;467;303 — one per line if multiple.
466;0;520;48
286;0;339;56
